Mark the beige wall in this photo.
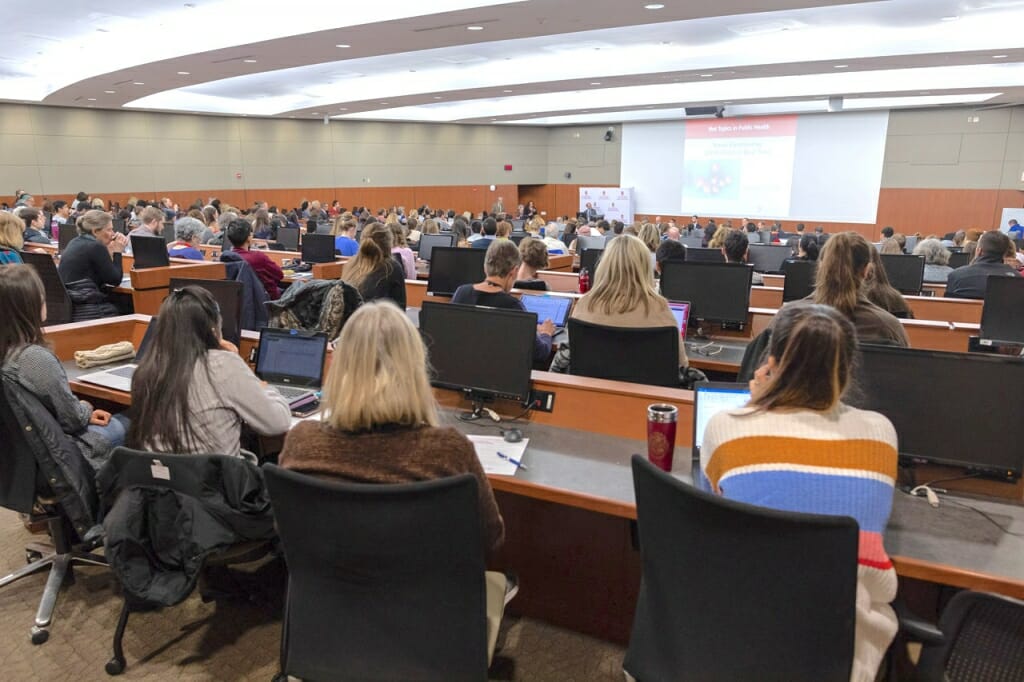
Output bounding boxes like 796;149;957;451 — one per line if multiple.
883;106;1024;191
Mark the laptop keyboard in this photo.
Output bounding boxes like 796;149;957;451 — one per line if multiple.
274;385;311;401
109;366;136;379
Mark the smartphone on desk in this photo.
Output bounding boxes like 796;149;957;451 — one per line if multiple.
291;399;320;418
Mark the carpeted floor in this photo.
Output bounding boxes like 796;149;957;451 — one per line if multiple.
0;509;626;681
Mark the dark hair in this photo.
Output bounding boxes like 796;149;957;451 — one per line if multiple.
745;222;757;233
482;217;498;236
722;229;749;263
0;265;47;361
655;239;686;267
881;226;894;239
20;208;40;228
127;287;223;453
813;232;872;318
798;234;820;261
796;223;806;232
978;230;1011;259
226;218;252;247
53;200;67;211
749;302;857;412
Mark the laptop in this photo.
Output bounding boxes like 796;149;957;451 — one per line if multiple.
691;382;752;476
519;295;573;333
131;235;171;268
667;300;691;340
255;328;328;406
76;321;159;392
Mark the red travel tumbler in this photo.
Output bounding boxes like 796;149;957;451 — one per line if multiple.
647;403;678;472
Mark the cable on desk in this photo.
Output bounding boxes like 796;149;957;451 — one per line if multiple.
897;482;1024;537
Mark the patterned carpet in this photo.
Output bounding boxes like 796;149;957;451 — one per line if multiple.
0;509;626;681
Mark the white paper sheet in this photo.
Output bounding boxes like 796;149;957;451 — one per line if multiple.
467;435;528;476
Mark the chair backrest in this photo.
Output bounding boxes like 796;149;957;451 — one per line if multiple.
781;258;817;302
262;465;488;682
0;374;42;514
568;318;678;387
20;250;74;325
624;455;859;682
916;590;1024;682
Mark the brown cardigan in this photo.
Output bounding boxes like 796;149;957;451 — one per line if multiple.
279;423;505;552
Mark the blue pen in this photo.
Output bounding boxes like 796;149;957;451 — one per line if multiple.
496;452;528;471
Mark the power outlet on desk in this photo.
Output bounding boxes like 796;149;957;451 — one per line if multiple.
529;389;556;413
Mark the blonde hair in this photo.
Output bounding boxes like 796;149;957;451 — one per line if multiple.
637;223;660;252
385;213;400;226
76;209;112;236
584;234;662;316
322;301;438;431
496;221;512;238
422;219;439;235
388;221;408;248
879;238;902;255
331;214;356;237
0;212;25;251
708;227;730;249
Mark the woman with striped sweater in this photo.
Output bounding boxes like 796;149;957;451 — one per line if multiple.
701;302;898;682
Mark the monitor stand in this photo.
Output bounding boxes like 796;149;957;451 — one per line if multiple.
459;390;498;422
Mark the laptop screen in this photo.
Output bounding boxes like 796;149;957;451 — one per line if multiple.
255;329;328;387
667;301;690;339
692;383;751;452
519;295;572;328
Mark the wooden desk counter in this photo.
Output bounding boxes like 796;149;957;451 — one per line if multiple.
128;261;228;315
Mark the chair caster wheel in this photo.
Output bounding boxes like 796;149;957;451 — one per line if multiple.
26;550;42;564
272;673;288;682
30;627;49;645
105;657;126;675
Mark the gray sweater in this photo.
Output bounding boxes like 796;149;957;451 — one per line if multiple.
139;350;292;458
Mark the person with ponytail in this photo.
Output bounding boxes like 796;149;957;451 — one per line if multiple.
342;222;406;310
795;233;819;261
809;232;908;346
862;247;913;319
700;302;899;682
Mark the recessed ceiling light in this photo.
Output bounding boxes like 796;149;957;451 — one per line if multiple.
87;97;96;101
243;58;258;63
380;102;389;105
335;44;350;48
312;112;320;115
644;3;665;9
338;108;347;111
467;25;484;31
940;15;959;21
177;71;190;75
590;82;602;85
833;64;849;69
699;73;714;78
503;89;513;93
992;54;1008;59
132;82;144;85
104;90;115;94
433;96;443;99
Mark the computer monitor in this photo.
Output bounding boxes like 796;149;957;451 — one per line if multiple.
575;235;606;252
852;344;1024;480
112;217;127;235
580;247;603;277
418;233;457;262
511;220;526;231
130;235;170;269
169;278;244;345
162;221;176;243
747;244;792;274
781;259;817;302
315;222;333;235
57;224;77;254
420;301;536;406
20;251;73;325
426;247;486;296
979;276;1024;344
880;254;925;295
948;251;970;269
903;236;919;253
276;226;300;251
680;236;703;248
509;233;527;246
683;247;726;264
300;233;336;264
659;261;753;326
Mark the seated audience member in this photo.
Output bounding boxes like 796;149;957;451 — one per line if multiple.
880;226;895;239
568;224;593;254
126;205;166;253
278;301;510;614
200;205;220;243
1005;239;1024;273
637;223;660;269
550;235;688;372
665;226;681;241
0;265;128;470
796;234;820;261
879;238;902;255
945;231;1021;299
721;229;763;285
471;217;498;250
452;218;471;248
128;286;291;460
655;238;686;277
167;217;207;261
388;221;416;279
807;232;908;346
210;211;237;246
561;219;578;249
343;222;406;310
914;238;954;283
226;219;284;300
20;208;50;245
700;302;898;682
251;209;272;240
1;212;25;263
514;237;549;291
495;220;512;240
57;210;128;309
863;248;914;319
333;216;360;257
452;239;554;362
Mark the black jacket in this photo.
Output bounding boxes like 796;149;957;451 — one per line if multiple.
98;450;276;607
945;257;1021;299
58;234;122;288
219;251;270;331
65;278;119;321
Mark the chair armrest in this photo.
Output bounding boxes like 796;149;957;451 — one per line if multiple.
893;598;944;646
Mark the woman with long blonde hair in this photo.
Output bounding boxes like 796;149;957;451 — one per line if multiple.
550;234;687;371
343;222;406;309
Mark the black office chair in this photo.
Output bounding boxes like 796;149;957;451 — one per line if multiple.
0;371;107;645
913;591;1024;681
568;319;679;387
97;447;276;676
20;250;74;325
263;465;494;682
624;455;859;682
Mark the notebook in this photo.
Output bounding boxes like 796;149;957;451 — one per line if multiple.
254;328;328;407
519;295;573;331
76;322;159;392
